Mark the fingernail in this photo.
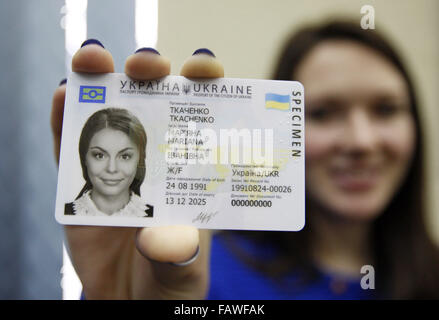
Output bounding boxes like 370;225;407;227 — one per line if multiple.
59;78;67;86
169;246;200;267
81;39;105;48
135;47;160;55
192;48;215;57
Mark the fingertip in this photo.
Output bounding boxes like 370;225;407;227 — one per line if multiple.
124;49;171;80
135;225;199;264
72;39;115;73
180;49;224;78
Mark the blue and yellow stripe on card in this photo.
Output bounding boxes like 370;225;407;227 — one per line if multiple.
265;93;290;111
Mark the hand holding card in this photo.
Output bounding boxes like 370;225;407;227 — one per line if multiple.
51;41;221;299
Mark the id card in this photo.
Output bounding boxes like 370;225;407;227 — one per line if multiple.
55;73;305;231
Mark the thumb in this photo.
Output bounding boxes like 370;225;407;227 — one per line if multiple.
135;226;211;299
136;225;199;263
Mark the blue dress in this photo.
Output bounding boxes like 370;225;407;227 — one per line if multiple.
207;233;376;300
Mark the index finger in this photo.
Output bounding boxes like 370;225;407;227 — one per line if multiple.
72;39;115;73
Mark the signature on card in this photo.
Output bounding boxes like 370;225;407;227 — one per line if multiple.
192;211;219;224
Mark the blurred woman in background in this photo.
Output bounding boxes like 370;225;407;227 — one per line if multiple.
208;20;439;299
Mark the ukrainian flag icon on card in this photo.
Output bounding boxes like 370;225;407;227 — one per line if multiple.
79;86;106;103
265;93;290;111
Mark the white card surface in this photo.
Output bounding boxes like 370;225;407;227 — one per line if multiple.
55;73;305;231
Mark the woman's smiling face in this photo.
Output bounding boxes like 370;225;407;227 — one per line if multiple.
85;128;140;199
297;40;416;221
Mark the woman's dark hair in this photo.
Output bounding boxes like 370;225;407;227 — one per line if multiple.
77;107;147;198
222;19;439;298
